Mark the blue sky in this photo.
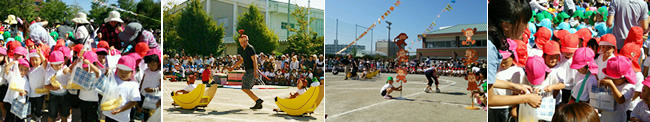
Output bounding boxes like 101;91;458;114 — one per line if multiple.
325;0;487;51
61;0;160;13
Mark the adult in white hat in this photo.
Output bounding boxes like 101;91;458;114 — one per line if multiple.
72;12;94;45
99;11;125;50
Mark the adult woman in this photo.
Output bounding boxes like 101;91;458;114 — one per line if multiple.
99;11;124;50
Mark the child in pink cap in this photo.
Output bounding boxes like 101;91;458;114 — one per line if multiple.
138;49;161;121
618;42;646;116
26;49;47;121
492;49;525;120
3;58;30;122
600;56;637;122
568;47;598;103
596;34;617;80
103;55;141;122
630;76;650;122
43;50;72;122
77;51;103;122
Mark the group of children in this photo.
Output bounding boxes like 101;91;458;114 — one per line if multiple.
0;12;163;122
489;2;650;121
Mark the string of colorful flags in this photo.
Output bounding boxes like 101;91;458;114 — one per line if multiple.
417;0;456;43
336;0;402;54
91;0;161;22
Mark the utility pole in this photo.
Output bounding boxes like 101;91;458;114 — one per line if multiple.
386;21;393;57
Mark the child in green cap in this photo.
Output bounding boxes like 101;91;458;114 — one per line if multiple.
380;76;402;99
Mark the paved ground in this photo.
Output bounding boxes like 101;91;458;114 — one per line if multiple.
162;79;325;121
325;73;487;121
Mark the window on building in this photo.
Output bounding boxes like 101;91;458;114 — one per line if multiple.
281;22;295;29
35;2;40;5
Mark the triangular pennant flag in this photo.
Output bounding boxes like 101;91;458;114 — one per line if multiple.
437;14;441;18
378;18;382;24
390;6;395;11
381;15;385;20
426;28;430;32
395;0;401;6
442;9;446;12
447;4;453;10
451;0;456;3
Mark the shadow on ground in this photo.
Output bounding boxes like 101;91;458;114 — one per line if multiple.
269;114;318;121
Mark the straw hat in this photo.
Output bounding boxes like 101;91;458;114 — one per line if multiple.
104;11;123;23
71;12;89;24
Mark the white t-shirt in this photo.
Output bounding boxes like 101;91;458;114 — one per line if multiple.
46;66;69;95
103;75;141;122
79;69;101;102
380;83;393;93
141;68;161;96
493;66;524;109
184;83;198;92
296;88;307;95
521;69;561;97
571;72;597;101
600;83;635;122
631;101;650;122
557;55;575;90
596;54;615;80
630;72;645;111
28;66;47;97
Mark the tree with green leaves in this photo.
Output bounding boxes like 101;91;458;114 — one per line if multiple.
135;0;161;30
176;0;225;56
0;0;37;22
38;0;70;22
163;2;180;53
235;4;279;55
283;6;324;55
118;0;137;20
88;0;111;25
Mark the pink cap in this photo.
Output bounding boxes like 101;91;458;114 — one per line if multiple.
570;47;597;74
0;47;7;56
48;51;64;64
127;52;142;64
83;51;105;69
499;50;512;59
17;58;29;68
602;56;637;84
117;55;136;71
525;56;551;85
57;46;71;58
28;49;39;58
95;48;108;54
13;46;27;56
145;48;161;63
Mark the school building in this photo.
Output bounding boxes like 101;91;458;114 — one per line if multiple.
416;23;487;60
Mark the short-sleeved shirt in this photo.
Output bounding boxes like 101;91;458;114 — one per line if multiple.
487;40;502;85
138;30;159;49
28;66;47;97
141;68;161;96
601;83;635;122
242;45;256;70
183;83;198;92
103;75;141;122
631;102;650;122
609;0;649;49
29;22;55;47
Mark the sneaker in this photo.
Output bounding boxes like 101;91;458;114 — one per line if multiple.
424;88;431;93
383;95;392;99
250;99;264;109
436;88;441;93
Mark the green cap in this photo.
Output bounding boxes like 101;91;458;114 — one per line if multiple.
50;31;58;40
2;31;9;40
543;11;553;20
14;36;21;43
558;12;570;19
598;7;608;22
573;10;584;18
535;13;546;22
387;76;393;81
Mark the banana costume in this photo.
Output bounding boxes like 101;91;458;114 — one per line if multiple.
274;84;324;116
